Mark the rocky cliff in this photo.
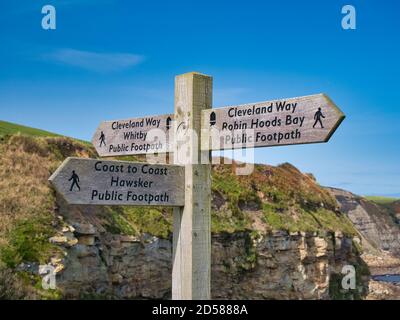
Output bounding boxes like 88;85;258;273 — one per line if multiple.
52;207;367;300
0;134;372;299
327;187;400;256
41;218;365;299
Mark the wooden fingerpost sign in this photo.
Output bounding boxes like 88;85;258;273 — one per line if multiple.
49;158;184;206
172;72;212;300
201;94;345;151
49;71;344;301
92;114;174;157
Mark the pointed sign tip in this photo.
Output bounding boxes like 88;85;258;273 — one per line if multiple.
324;114;346;143
321;93;345;117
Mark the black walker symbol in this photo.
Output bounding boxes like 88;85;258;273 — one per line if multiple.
69;170;80;191
313;108;325;128
99;131;106;147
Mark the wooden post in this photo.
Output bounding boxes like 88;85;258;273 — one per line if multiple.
172;72;212;300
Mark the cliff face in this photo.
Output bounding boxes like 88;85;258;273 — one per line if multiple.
327;188;400;256
53;206;365;300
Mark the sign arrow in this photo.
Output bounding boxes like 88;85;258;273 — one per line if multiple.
49;157;184;206
92;114;173;156
201;93;345;150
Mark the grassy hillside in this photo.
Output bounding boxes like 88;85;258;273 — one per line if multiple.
0;134;96;298
0;120;61;138
365;196;400;205
0;134;358;242
365;196;400;227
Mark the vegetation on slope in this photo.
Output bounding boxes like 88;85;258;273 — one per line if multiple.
0;134;95;298
0;122;363;298
211;161;358;235
0;133;359;250
0;120;60;138
363;196;400;230
365;196;400;205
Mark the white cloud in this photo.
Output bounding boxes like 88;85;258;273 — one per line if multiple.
44;49;145;72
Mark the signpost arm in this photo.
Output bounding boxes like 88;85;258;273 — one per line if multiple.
172;72;212;300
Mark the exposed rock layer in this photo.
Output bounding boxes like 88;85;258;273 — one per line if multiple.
327;188;400;256
55;203;365;299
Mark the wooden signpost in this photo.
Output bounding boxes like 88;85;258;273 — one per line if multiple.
92;114;174;156
49;71;345;301
49;157;184;206
172;72;212;300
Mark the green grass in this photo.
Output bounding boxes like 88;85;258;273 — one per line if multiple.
0;217;59;268
262;203;358;236
364;195;399;205
0;120;61;138
0;120;91;146
365;196;400;225
104;206;172;239
211;172;254;233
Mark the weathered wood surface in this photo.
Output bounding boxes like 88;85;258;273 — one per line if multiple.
201;93;344;151
92;114;174;156
49;157;184;206
172;72;212;300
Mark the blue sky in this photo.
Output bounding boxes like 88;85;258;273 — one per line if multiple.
0;0;399;196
